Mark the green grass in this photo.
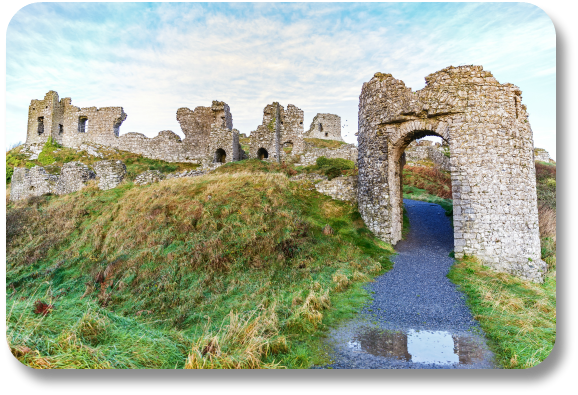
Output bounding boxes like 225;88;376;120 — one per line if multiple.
304;138;347;149
6;141;199;185
448;256;556;369
7;163;394;369
297;156;357;180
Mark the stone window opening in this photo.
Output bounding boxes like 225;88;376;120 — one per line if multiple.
214;148;227;163
257;147;269;160
59;124;63;134
319;123;323;132
325;132;329;137
78;116;88;133
37;117;44;135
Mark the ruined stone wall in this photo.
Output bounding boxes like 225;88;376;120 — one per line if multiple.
404;140;450;171
305;113;343;141
93;160;127;190
249;103;304;161
298;142;358;166
534;148;554;163
9;162;95;201
25;92;235;164
357;65;545;282
315;176;358;202
26;91;61;145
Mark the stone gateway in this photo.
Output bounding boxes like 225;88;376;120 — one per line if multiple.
356;65;546;282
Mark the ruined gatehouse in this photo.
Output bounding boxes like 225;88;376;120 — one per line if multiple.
357;65;546;281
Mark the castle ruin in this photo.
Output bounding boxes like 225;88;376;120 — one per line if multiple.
305;113;343;141
357;65;546;281
26;91;238;165
248;102;305;161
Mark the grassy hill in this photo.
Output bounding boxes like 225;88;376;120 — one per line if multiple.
5;141;556;369
6;155;394;369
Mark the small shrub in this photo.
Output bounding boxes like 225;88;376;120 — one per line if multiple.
6;166;14;184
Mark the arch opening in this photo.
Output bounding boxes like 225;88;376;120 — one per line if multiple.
257;147;269;160
215;148;227;163
390;131;452;244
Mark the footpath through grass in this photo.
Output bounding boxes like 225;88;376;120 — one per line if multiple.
6;159;394;369
399;161;556;369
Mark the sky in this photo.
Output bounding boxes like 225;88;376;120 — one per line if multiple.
5;2;556;158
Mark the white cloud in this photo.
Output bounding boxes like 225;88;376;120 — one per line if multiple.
6;3;555;151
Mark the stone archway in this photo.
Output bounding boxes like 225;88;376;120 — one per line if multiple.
356;65;546;282
257;147;269;160
215;148;227;163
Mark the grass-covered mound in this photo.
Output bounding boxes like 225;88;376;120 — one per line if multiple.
6;163;394;369
298;156;356;180
304;138;347;149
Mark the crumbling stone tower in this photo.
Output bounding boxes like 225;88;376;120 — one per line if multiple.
249;102;305;161
305;113;343;141
26;91;127;147
357;65;546;282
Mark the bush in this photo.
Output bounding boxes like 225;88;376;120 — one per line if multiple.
38;151;56;166
6;166;14;184
315;156;355;170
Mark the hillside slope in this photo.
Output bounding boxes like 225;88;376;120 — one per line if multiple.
6;158;394;369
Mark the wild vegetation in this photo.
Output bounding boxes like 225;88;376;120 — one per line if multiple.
6;155;394;369
304;138;347;149
5;139;199;184
298;156;357;180
5;138;556;369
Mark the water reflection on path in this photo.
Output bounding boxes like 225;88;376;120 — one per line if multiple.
348;327;485;366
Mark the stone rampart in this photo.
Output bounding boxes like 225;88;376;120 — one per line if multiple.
25;92;235;165
9;161;95;201
93;160;127;190
357;65;546;282
315;176;358;202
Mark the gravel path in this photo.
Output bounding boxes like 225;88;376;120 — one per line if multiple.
318;199;497;369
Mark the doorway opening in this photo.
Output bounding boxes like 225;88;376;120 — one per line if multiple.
257;147;269;160
215;148;227;163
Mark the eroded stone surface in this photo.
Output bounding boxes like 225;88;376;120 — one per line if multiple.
315;176;358;202
93;160;127;190
9;162;95;201
134;170;165;186
357;65;546;282
305;113;343;141
249;103;304;162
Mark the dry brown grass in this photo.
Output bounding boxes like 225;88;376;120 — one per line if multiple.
538;204;556;240
184;305;286;369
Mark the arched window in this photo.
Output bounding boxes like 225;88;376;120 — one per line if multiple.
257;147;269;160
215;148;227;163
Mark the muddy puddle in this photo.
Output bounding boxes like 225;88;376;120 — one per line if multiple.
347;327;486;366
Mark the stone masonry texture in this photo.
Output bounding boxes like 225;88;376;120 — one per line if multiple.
249;102;305;162
26;92;236;165
9;161;95;201
305;113;343;141
93;160;127;190
356;65;546;282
